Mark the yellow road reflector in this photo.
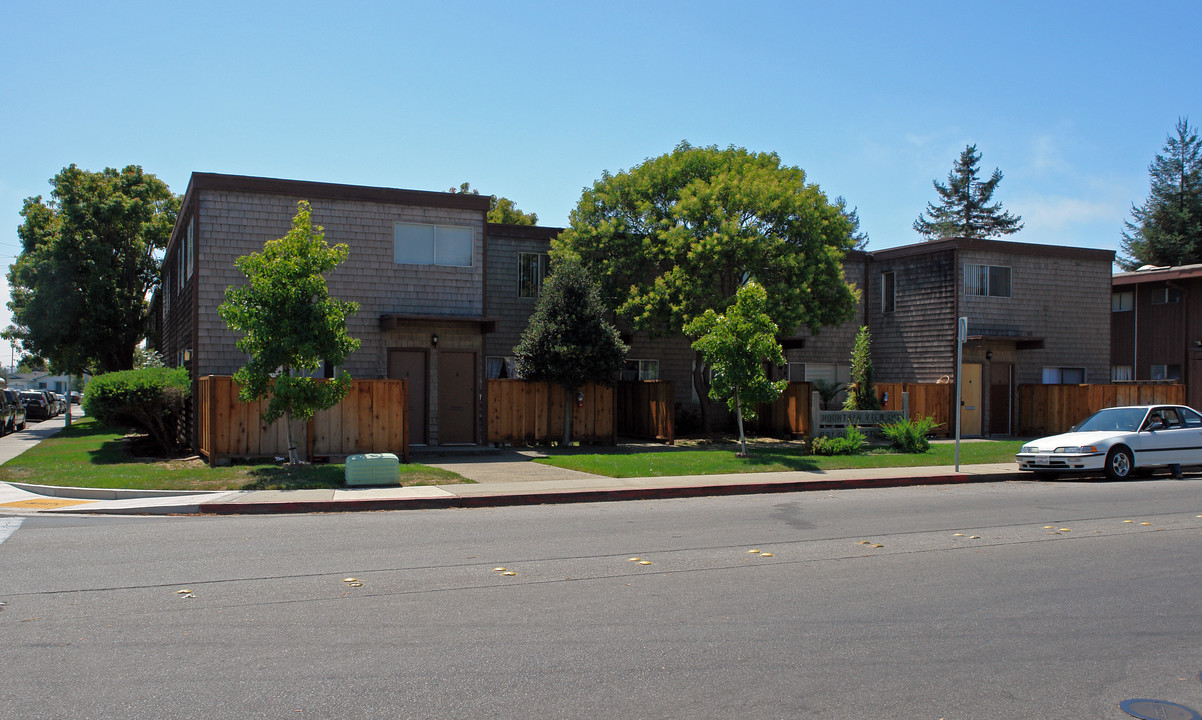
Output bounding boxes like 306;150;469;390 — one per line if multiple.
747;549;761;553
1123;520;1134;523
638;560;653;565
627;558;641;562
970;535;981;539
175;589;192;594
759;552;774;557
501;571;516;576
1043;525;1054;529
348;582;363;587
871;544;884;548
492;568;507;572
0;498;96;509
1059;528;1071;532
858;540;872;545
342;577;358;583
1140;522;1152;526
953;533;964;537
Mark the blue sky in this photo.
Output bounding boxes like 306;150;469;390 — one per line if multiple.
1;1;1198;342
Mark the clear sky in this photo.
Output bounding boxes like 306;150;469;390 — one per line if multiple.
1;1;1198;345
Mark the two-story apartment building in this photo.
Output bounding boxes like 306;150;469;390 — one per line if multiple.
159;172;1115;449
1111;263;1202;408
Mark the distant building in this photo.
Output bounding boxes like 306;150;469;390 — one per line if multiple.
1111;263;1202;408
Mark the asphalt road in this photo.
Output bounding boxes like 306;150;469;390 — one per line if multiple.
2;479;1201;719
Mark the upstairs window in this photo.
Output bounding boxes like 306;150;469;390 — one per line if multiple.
1149;288;1183;305
881;271;895;313
394;222;474;267
1112;291;1133;312
964;264;1011;297
622;359;660;381
518;253;549;298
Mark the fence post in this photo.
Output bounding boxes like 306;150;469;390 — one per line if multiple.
902;392;910;421
810;391;821;440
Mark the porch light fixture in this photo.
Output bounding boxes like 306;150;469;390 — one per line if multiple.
183;348;192;362
431;334;439;347
985;350;993;360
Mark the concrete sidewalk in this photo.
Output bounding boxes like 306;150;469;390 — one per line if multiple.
0;444;1030;515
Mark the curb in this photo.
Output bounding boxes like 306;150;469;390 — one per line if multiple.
6;482;226;501
197;471;1008;515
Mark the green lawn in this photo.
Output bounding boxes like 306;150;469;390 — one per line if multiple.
534;440;1026;478
0;417;467;491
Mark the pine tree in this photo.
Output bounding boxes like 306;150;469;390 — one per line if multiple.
1118;118;1202;270
913;145;1023;240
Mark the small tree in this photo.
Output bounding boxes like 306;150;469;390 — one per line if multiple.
844;326;881;411
513;258;628;446
684;282;787;457
218;201;361;464
449;182;539;225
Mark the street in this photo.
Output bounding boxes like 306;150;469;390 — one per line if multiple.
2;479;1200;719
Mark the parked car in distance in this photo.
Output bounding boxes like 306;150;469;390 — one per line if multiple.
42;391;61;416
54;393;67;415
1016;404;1202;480
20;391;51;420
0;390;13;435
4;389;25;432
70;391;82;404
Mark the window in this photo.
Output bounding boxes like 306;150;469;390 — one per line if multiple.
1149;288;1183;305
1111;365;1133;382
394;222;474;266
1150;364;1182;381
1112;291;1133;312
803;363;851;385
622;359;659;381
1181;407;1202;427
518;253;549;298
1042;367;1086;384
881;271;895;313
486;356;517;379
963;264;1011;297
186;219;194;279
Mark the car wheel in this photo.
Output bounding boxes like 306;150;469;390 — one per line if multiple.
1105;446;1134;481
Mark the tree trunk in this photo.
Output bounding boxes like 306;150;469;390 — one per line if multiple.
692;350;715;437
734;392;747;457
285;409;301;464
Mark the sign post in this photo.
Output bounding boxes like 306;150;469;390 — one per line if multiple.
955;316;967;470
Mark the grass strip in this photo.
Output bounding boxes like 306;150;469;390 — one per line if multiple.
534;441;1026;478
0;417;467;491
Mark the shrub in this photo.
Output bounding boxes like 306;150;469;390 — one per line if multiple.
82;367;191;454
880;416;941;453
810;425;867;456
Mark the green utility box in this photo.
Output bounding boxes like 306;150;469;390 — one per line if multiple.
344;453;401;487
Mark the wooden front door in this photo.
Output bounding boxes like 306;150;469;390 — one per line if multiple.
388;350;427;445
960;363;982;436
438;351;476;444
989;362;1013;436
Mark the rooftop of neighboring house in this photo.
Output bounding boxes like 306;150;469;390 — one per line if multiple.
868;236;1115;263
1113;263;1202;286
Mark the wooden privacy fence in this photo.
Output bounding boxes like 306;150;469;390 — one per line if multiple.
1017;383;1185;436
615;381;674;443
878;383;953;437
757;382;812;438
487;380;616;444
197;376;409;464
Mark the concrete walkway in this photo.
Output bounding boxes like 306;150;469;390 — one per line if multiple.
0;426;1032;514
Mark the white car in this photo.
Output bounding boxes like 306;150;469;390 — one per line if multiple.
1016;404;1202;480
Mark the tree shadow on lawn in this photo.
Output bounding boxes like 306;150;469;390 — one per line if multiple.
240;464;345;491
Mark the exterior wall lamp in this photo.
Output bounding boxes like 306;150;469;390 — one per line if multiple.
431;334;439;347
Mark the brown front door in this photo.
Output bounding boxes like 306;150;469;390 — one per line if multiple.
989;362;1013;436
388;350;427;445
438;351;476;444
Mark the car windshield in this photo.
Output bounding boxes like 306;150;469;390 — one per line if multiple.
1073;407;1148;433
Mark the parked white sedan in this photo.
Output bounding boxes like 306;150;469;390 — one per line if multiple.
1016;404;1202;480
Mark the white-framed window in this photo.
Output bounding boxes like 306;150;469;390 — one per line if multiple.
1149;288;1183;305
1111;365;1133;382
518;253;549;298
486;356;517;379
802;363;851;385
881;271;895;313
394;222;474;267
622;359;659;381
1042;367;1086;384
964;264;1011;297
1150;364;1182;381
1111;291;1133;312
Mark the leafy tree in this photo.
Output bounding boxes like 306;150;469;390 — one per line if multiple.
554;141;860;430
513;257;628;446
684;282;787;456
218;201;361;464
843;326;881;410
1118;118;1202;270
913;145;1023;240
8;165;179;374
450;182;539;225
